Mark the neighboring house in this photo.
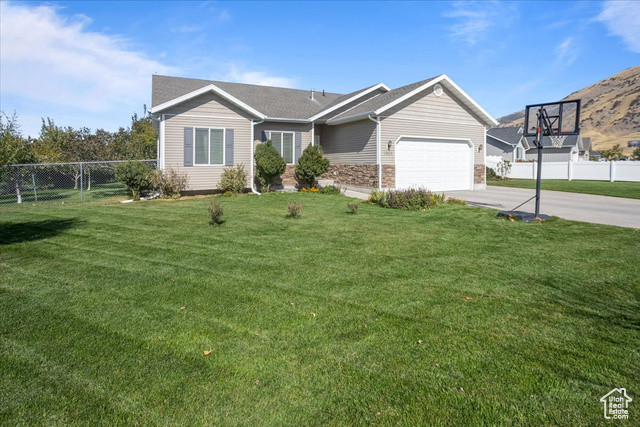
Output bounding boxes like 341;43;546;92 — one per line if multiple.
486;126;588;162
486;126;530;162
149;74;498;193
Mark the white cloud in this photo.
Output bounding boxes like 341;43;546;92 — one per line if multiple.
444;1;516;46
222;64;297;88
598;1;640;53
555;37;578;66
0;2;177;114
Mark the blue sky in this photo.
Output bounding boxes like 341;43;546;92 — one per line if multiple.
1;1;639;138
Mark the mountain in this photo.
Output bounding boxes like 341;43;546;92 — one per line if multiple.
497;66;640;154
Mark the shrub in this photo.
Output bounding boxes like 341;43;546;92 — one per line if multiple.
208;198;224;225
150;168;188;199
255;140;286;192
486;167;497;180
218;163;247;194
320;185;341;195
115;161;152;200
295;144;330;187
286;201;302;219
368;189;386;205
347;202;359;214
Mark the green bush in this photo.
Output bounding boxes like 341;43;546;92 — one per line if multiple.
320;185;341;195
150;168;188;199
115;161;152;200
486;167;497;181
295;144;330;187
255;140;286;192
208;198;224;225
347;202;359;214
286;201;302;219
369;188;445;210
218;163;247;194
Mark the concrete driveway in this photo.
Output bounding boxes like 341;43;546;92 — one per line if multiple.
446;186;640;228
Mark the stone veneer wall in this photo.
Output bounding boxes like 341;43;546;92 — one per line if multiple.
321;164;379;187
474;164;485;184
381;165;395;188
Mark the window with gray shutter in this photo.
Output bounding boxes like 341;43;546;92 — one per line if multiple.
184;128;193;167
225;129;234;166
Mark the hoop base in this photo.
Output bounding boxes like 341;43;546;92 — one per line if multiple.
497;211;551;223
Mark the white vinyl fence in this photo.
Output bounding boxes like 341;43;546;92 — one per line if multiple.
503;161;640;182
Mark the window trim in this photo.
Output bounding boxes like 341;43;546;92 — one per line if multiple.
193;127;226;166
268;130;296;164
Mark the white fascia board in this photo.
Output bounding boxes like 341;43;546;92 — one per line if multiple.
308;83;390;121
263;117;310;123
487;134;517;147
374;75;446;116
326;111;375;125
437;75;499;127
149;84;266;119
374;74;498;128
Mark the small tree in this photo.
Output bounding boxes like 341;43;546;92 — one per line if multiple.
254;140;285;192
496;160;511;179
599;144;624;161
295;144;330;187
115;160;152;200
631;147;640;161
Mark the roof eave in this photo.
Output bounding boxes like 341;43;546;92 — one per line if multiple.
326;111;376;125
149;84;266;119
308;83;390;121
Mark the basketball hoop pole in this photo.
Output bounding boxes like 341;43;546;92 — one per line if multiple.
534;109;544;218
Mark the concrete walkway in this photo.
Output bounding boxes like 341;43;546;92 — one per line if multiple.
446;186;640;229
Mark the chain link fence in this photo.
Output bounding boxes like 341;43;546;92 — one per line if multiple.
0;160;157;205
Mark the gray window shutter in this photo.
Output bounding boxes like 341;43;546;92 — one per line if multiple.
225;129;234;166
184;128;193;167
261;131;268;142
294;132;302;164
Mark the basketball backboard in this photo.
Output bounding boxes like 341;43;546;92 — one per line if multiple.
523;99;581;137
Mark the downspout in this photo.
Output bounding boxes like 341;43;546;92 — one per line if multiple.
250;119;264;195
368;114;382;190
311;121;315;146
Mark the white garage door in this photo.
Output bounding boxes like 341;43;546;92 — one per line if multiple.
396;139;472;191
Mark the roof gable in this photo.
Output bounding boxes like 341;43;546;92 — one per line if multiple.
326;75;498;127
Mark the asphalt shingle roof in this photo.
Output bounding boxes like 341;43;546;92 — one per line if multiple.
328;77;439;121
486;127;523;146
152;75;346;119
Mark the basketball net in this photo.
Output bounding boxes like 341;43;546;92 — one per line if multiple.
549;135;566;148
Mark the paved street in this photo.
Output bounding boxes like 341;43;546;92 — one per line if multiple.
446;186;640;229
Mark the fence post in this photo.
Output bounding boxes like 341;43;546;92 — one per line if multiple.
31;165;38;202
610;161;615;182
80;162;84;202
568;161;573;181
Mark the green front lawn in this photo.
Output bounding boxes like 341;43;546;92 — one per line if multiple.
489;178;640;199
1;194;639;425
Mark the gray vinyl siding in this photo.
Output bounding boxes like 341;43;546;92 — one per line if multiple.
525;147;573;162
379;88;485;165
162;91;253;191
321;120;377;165
254;122;312;147
314;88;387;122
486;137;514;160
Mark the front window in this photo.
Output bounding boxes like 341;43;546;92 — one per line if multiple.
194;128;224;165
516;147;524;159
269;131;295;164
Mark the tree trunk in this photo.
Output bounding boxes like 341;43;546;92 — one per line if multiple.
86;166;91;191
14;168;22;204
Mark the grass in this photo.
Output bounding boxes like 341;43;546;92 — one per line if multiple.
1;193;639;425
0;181;130;205
488;178;640;199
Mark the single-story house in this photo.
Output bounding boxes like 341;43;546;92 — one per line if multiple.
149;74;498;193
486;126;589;162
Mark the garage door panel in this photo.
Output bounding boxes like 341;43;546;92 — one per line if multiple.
396;139;471;191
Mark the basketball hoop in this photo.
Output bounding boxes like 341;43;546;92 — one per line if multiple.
549;135;566;148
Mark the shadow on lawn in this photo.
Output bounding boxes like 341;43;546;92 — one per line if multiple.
0;218;82;245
